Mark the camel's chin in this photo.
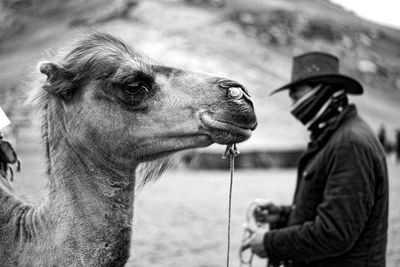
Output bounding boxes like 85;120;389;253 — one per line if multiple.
200;112;253;144
137;135;212;162
207;129;252;145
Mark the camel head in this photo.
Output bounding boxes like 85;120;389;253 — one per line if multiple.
37;32;257;166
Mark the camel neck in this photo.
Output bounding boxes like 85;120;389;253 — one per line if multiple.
42;105;138;265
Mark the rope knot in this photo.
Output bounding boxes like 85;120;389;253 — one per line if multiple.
222;143;240;159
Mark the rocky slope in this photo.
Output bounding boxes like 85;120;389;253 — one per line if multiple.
0;0;399;152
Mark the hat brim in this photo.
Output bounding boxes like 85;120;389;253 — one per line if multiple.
270;74;363;95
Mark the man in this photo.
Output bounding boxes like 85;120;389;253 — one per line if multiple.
243;52;389;267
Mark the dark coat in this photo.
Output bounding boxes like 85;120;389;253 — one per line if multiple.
264;105;388;267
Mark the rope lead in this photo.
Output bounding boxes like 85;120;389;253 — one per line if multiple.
223;144;239;267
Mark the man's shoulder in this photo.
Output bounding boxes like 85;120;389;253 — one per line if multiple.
330;114;380;150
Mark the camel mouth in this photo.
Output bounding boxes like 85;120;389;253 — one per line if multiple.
137;134;212;162
200;112;253;144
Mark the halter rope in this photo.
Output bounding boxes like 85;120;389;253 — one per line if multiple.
222;143;239;267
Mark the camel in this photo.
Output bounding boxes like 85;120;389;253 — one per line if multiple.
0;31;257;266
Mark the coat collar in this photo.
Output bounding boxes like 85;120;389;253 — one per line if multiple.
308;104;357;151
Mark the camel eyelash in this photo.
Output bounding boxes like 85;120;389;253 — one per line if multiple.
115;71;155;88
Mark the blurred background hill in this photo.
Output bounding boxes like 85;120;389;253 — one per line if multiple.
0;0;399;266
0;0;399;152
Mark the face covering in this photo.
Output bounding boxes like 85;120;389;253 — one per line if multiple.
290;84;346;130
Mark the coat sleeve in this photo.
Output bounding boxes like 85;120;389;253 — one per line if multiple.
270;205;293;230
263;142;375;261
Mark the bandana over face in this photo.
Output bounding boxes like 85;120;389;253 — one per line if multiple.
290;84;348;131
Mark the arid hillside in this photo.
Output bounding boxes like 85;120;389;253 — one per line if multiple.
0;0;399;150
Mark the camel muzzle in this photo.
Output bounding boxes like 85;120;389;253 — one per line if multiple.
216;79;258;131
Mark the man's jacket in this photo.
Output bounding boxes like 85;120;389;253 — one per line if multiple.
264;105;388;267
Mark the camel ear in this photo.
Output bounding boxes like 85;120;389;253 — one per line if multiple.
38;62;75;100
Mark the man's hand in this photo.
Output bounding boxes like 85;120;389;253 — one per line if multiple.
253;199;283;224
241;225;269;258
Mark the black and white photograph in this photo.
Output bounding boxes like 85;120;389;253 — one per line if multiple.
0;0;399;266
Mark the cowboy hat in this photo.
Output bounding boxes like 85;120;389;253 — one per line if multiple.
270;52;363;95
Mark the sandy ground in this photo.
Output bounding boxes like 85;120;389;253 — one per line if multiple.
132;165;400;267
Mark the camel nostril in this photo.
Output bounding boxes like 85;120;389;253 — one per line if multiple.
217;78;255;109
228;87;244;100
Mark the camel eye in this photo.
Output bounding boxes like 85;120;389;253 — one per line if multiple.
124;81;150;96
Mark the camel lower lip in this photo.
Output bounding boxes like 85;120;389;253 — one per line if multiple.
200;113;252;139
138;135;212;161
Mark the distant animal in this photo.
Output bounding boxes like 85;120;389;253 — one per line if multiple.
0;31;257;266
